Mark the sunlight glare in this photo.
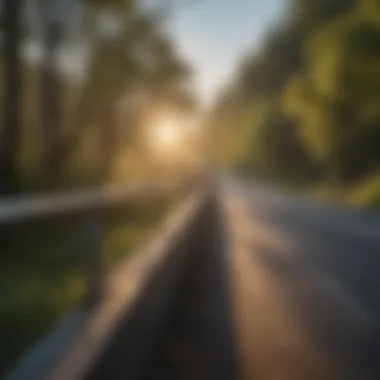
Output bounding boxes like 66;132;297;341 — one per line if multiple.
152;119;182;151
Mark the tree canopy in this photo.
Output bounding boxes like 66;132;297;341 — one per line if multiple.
209;0;380;186
0;0;197;193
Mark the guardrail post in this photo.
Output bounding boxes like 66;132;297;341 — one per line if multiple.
83;215;103;309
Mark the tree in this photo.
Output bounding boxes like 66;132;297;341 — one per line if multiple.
282;11;380;184
0;0;22;195
65;0;193;182
37;0;66;188
209;0;380;186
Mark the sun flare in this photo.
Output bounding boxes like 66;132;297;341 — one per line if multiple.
152;119;182;149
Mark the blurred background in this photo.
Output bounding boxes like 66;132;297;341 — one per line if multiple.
207;0;380;206
0;0;380;376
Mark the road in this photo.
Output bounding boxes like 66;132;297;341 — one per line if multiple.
222;179;380;380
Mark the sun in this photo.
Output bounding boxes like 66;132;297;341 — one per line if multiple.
151;119;183;151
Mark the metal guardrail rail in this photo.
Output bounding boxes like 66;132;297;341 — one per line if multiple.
3;183;211;380
0;178;196;377
0;180;187;227
2;174;238;380
0;179;189;307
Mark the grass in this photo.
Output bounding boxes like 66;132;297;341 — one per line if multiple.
0;196;177;376
310;173;380;209
345;172;380;208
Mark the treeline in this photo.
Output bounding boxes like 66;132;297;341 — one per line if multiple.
209;0;380;190
0;0;195;195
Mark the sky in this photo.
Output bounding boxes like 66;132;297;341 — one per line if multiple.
168;0;286;105
23;0;286;106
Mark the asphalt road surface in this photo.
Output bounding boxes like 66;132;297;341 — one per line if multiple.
222;178;380;380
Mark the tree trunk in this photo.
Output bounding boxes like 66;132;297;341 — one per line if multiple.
0;0;22;195
40;21;65;189
99;104;118;183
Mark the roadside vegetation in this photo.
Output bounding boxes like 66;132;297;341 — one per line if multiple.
208;0;380;208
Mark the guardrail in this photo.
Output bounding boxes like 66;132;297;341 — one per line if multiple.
53;189;210;380
3;181;209;380
0;178;198;376
3;174;237;380
0;180;188;226
0;179;191;308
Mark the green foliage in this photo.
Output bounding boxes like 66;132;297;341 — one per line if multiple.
210;0;380;195
347;172;380;206
0;0;195;193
